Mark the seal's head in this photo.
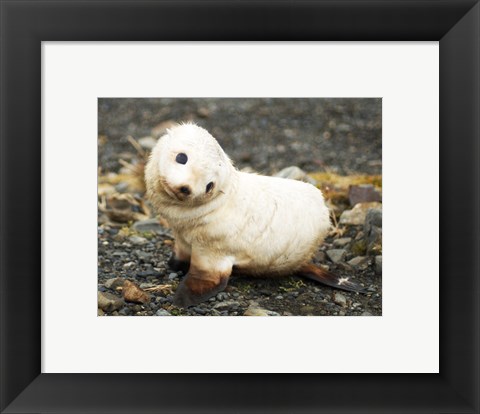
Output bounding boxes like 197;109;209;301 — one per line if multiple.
146;123;234;206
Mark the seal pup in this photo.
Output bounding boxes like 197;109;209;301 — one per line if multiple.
145;123;365;308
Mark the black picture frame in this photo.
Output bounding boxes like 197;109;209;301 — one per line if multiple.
1;1;479;413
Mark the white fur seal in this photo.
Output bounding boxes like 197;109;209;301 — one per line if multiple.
145;123;365;307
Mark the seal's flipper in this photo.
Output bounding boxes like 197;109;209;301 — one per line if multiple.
173;269;230;308
167;253;190;273
298;263;367;293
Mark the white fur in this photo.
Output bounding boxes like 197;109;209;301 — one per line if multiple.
145;123;331;276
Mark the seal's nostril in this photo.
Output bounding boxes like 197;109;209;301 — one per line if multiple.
179;186;191;196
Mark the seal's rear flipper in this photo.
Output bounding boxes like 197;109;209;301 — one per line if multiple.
173;268;230;308
298;263;367;293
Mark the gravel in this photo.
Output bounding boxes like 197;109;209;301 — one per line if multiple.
97;98;382;316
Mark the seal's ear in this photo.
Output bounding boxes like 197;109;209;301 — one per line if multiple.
173;266;230;308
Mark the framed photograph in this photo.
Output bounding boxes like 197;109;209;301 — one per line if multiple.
1;1;479;413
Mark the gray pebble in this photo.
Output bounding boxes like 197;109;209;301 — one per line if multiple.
118;307;132;316
326;249;347;263
168;272;178;280
115;182;129;193
244;306;280;316
133;218;167;234
193;307;207;315
348;256;369;267
333;237;352;248
112;251;128;257
216;292;229;301
128;235;148;245
155;309;171;316
314;250;326;263
213;300;240;310
334;292;347;307
375;255;382;274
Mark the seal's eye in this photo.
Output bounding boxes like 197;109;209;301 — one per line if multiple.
176;153;188;165
206;182;214;193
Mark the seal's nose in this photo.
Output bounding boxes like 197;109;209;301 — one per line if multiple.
178;186;191;196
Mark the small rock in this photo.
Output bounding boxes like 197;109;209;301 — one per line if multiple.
197;107;210;118
213;300;240;310
155;309;171;316
375;256;382;274
275;295;284;300
216;292;229;301
333;237;352;248
112;251;128;257
168;272;178;280
347;256;369;268
365;209;382;255
118;307;132;316
326;249;346;263
348;184;381;206
362;311;373;316
334;292;347;307
274;166;317;186
133;218;166;234
104;277;125;290
114;182;129;193
193;307;207;315
339;202;382;226
138;136;157;150
97;308;105;316
244;306;280;316
314;250;326;263
136;270;161;278
364;208;382;229
128;235;148;245
122;280;151;304
135;250;152;262
123;261;136;269
98;291;125;312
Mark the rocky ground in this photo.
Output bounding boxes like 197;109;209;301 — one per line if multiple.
98;98;382;316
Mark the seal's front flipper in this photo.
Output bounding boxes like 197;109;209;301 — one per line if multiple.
173;268;230;308
298;263;367;293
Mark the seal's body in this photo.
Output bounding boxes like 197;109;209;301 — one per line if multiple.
146;123;363;307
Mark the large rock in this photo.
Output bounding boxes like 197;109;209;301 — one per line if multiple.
339;202;382;226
